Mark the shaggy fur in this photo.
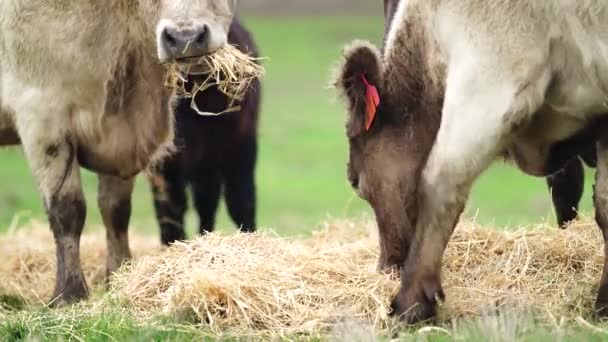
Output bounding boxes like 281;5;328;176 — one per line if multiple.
150;18;261;245
0;0;235;303
336;0;608;323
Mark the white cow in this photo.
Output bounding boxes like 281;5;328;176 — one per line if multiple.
0;0;236;303
336;0;608;323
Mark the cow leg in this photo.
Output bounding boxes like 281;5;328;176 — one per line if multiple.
391;64;548;323
150;158;188;245
192;168;221;234
16;117;87;302
223;138;257;232
98;174;134;277
593;136;608;316
546;158;584;228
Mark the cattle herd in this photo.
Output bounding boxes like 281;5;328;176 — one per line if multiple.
1;0;608;328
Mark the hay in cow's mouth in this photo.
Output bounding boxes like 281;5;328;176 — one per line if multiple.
164;45;264;116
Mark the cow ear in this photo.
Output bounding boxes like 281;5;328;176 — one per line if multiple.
334;40;383;137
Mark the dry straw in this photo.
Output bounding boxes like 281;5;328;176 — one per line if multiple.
110;224;398;337
164;45;265;116
0;222;161;305
0;218;605;336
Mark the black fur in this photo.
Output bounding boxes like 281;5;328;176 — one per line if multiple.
151;18;261;245
545;118;604;227
46;192;88;302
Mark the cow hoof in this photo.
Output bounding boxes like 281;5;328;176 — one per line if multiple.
161;229;186;246
390;294;437;324
595;300;608;317
389;277;443;324
376;254;404;278
51;277;89;306
377;261;401;279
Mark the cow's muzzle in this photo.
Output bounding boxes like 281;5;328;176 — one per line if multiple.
158;23;212;62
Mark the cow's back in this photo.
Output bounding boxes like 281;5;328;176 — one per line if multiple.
388;0;608;84
0;0;139;89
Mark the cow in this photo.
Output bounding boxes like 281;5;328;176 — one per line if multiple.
150;18;260;246
336;0;608;323
386;0;596;231
0;0;236;303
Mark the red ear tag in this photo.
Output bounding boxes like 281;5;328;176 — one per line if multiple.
360;74;380;131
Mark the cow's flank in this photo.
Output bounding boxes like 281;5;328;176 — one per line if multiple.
337;0;608;323
0;0;235;303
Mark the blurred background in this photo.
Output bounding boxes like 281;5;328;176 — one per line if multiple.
0;1;596;237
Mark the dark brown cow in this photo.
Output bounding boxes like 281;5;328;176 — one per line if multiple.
336;0;608;324
150;18;260;245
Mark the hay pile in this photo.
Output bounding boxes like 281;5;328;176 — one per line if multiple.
0;218;605;336
110;224;397;336
0;222;160;305
442;219;602;319
164;45;264;115
109;219;604;335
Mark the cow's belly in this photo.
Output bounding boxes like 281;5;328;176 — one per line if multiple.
544;71;608;121
506;76;608;176
0;68;18;145
504;31;608;176
0;85;18;146
0;127;19;145
76;131;146;178
506;111;587;176
75;106;172;178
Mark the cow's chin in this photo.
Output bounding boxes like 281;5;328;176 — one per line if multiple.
175;59;212;76
158;54;209;66
156;41;226;68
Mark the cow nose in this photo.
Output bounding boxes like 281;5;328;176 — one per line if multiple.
161;25;210;60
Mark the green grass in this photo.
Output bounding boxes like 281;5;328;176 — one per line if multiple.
0;15;601;341
2;306;608;341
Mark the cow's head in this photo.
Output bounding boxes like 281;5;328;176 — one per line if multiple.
335;40;437;269
156;0;236;63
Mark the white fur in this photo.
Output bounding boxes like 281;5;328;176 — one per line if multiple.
156;0;233;62
384;0;608;186
383;0;608;295
384;0;409;57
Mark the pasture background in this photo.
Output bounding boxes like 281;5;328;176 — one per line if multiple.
0;7;595;236
0;2;605;341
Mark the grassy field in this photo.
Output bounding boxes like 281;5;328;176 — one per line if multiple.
3;308;608;341
0;15;603;341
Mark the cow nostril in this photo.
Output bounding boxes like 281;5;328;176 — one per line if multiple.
194;25;209;46
162;28;178;48
350;177;359;189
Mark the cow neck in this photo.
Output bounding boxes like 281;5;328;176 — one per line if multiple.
382;20;443;123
